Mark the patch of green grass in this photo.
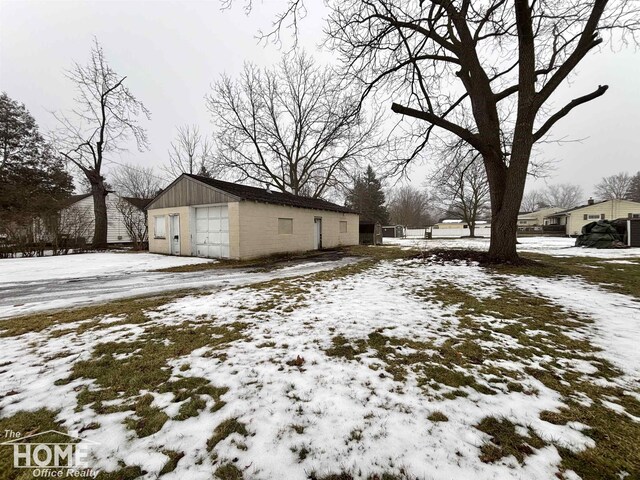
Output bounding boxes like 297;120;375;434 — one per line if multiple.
0;292;190;337
309;472;416;480
427;411;448;422
325;335;366;360
325;329;495;395
159;450;185;475
495;253;640;298
475;417;546;463
290;444;310;462
59;321;242;405
207;418;248;453
95;464;146;480
214;463;244;479
175;396;207;421
54;320;239;437
348;429;363;442
124;394;169;437
529;369;640;479
290;424;305;434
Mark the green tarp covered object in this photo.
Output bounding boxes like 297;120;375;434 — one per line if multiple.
575;220;627;249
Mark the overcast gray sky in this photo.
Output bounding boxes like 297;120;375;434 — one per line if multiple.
1;0;638;201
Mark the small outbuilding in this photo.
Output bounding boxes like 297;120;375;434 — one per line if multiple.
382;225;405;238
359;221;383;245
146;174;359;259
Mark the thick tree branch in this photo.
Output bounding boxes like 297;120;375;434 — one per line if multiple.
533;84;608;142
391;102;485;153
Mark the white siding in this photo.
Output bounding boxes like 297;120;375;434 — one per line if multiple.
60;193;134;244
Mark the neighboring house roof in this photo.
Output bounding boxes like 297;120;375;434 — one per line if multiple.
549;200;610;216
518;207;564;220
58;193;92;208
543;199;640;217
122;197;153;210
152;174;356;214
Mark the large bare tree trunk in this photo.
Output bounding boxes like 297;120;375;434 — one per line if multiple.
88;172;108;248
485;146;530;263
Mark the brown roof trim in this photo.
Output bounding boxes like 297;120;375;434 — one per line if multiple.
149;173;357;214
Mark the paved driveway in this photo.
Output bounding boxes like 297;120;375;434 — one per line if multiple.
0;255;359;318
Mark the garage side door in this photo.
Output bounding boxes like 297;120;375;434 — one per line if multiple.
195;206;229;258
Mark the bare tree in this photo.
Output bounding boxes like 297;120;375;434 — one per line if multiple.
111;163;163;199
57;203;94;247
521;190;547;212
110;163;160;250
316;0;639;262
115;198;148;250
388;185;432;227
54;39;150;248
206;51;383;198
594;172;633;200
543;183;583;209
165;125;217;178
431;149;490;237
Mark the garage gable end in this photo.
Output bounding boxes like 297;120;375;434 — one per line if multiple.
147;175;239;209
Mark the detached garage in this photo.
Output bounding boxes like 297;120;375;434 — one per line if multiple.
146;174;359;260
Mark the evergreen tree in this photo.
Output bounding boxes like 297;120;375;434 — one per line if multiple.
0;92;74;239
345;165;389;224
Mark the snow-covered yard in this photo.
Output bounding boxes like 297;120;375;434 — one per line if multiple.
387;235;640;258
0;252;213;285
0;240;638;479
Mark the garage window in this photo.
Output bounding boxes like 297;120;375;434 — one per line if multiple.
278;218;293;234
339;221;348;233
154;216;166;238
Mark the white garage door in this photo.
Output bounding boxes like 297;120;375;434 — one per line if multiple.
195;206;230;258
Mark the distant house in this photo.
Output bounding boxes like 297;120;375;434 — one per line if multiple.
431;219;491;237
517;207;564;232
145;174;359;259
543;198;640;236
58;193;151;244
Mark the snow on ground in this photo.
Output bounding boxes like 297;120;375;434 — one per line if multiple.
0;252;213;284
389;236;640;258
508;274;640;380
0;257;360;318
1;248;638;479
